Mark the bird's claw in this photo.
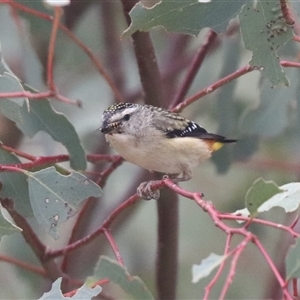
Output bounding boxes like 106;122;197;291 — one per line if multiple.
137;181;160;200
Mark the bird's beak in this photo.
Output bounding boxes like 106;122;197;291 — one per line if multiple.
100;121;119;134
100;122;110;134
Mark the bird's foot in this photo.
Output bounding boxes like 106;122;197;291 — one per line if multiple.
168;172;191;182
137;180;161;200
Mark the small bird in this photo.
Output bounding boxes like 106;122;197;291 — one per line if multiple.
100;102;236;199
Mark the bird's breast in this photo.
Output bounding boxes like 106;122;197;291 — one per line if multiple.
105;134;212;175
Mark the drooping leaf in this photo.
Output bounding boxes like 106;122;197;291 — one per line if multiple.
0;205;22;239
192;253;227;283
0;149;32;216
245;177;283;216
0;98;87;171
286;239;300;280
239;0;293;86
38;277;102;300
26;167;102;239
90;256;154;300
124;0;249;37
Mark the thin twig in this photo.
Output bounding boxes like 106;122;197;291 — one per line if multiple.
280;0;294;26
170;29;217;108
173;64;253;113
7;0;124;103
103;229;125;266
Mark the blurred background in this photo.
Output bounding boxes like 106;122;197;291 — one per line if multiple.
0;1;299;299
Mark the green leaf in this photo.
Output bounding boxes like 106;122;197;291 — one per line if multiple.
192;253;227;283
124;0;249;37
90;256;154;300
239;81;291;137
257;182;300;213
239;0;293;86
0;54;87;170
233;182;300;222
286;239;300;280
0;68;27;105
0;149;32;216
38;277;102;300
0;53;30;109
26;167;102;239
0;206;22;239
0;98;87;171
245;178;283;216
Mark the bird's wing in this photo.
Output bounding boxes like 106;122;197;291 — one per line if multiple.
153;112;235;142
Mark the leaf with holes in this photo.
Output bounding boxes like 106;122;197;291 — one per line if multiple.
26;167;102;239
240;0;293;86
124;0;249;37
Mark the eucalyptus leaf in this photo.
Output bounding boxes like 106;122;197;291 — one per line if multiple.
0;205;22;239
233;180;300;220
0;98;87;171
245;178;283;216
90;256;154;300
240;0;293;86
192;253;227;283
27;167;102;239
124;0;248;37
286;239;300;280
257;182;300;213
0;149;32;216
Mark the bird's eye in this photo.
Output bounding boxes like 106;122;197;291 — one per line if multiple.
123;114;130;121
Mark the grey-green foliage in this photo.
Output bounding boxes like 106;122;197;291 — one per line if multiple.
89;256;154;300
0;54;87;170
26;167;102;239
245;177;283;216
124;0;249;36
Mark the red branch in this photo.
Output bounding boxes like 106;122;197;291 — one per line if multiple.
5;0;124;103
173;59;300;113
280;0;294;26
1;171;297;298
173;64;253;113
162;179;293;299
204;234;232;299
